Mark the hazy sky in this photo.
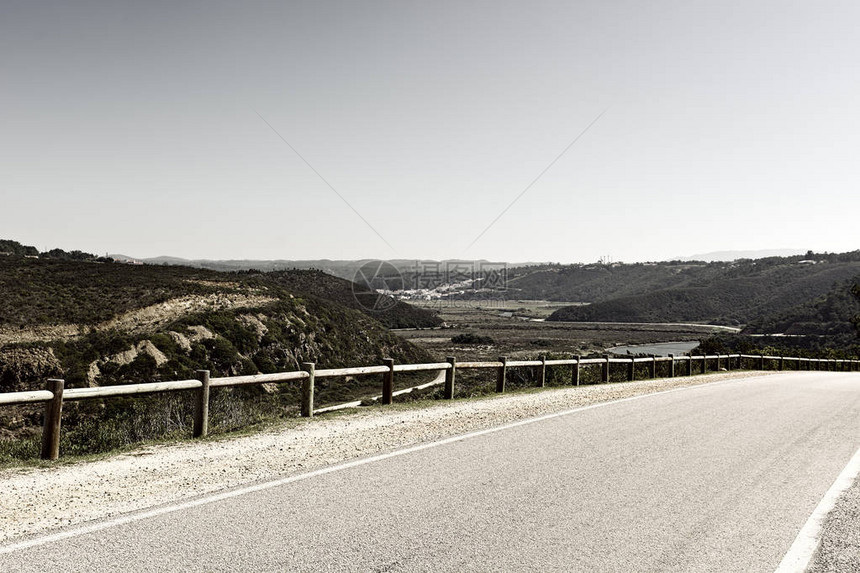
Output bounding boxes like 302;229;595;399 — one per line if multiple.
2;1;858;263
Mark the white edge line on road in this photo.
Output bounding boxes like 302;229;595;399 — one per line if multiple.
774;444;860;573
0;376;759;555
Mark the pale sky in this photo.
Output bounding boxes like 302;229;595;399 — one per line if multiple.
2;1;858;263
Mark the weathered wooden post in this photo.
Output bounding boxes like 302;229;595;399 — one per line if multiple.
779;357;785;371
715;355;721;371
444;356;456;399
627;358;635;381
382;358;394;405
496;356;507;393
759;355;765;371
193;370;210;438
669;354;675;378
602;355;610;383
687;354;693;377
702;355;707;375
572;355;581;386
301;362;315;417
40;378;65;460
650;356;657;379
539;355;547;388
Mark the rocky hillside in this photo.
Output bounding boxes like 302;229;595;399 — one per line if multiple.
0;251;437;395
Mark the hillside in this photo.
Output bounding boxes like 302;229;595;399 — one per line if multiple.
742;276;860;336
0;246;446;457
544;252;860;326
0;252;438;395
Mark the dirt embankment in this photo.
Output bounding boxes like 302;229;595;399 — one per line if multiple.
0;293;277;346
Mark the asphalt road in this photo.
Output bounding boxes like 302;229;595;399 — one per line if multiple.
3;372;860;572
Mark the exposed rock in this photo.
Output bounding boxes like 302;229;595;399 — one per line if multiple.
86;340;169;385
237;314;269;342
187;325;215;342
0;293;277;345
167;331;192;352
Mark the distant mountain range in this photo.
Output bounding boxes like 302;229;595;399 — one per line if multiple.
670;249;807;262
108;255;540;282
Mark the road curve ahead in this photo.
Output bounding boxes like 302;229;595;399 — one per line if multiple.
3;372;860;572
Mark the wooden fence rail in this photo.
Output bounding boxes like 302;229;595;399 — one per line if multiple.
1;352;858;460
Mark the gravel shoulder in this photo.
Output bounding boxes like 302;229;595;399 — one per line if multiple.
0;371;775;544
808;471;860;572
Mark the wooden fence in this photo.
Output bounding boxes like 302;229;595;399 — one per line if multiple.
1;353;858;460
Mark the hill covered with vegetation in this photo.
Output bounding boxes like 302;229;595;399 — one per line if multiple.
0;241;446;458
0;240;440;395
741;276;860;336
543;252;860;326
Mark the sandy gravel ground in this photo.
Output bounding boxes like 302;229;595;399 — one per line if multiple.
0;372;774;544
808;475;860;572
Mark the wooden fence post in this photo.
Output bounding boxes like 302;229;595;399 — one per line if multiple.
539;356;547;388
602;355;611;383
572;355;581;386
40;378;65;460
444;356;456;399
193;370;210;438
715;355;721;371
382;358;394;405
759;355;765;371
627;358;635;381
650;356;657;379
702;355;707;375
687;354;693;377
779;357;785;371
669;354;675;378
301;362;315;417
496;356;507;393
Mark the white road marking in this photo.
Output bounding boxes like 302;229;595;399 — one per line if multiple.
0;379;732;556
774;444;860;573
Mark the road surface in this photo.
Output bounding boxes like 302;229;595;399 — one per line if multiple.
2;372;859;572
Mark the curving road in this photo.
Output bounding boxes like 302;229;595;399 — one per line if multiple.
3;372;860;572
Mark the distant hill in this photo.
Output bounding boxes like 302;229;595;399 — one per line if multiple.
742;276;860;336
109;255;522;283
265;269;442;330
544;251;860;326
670;249;806;262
